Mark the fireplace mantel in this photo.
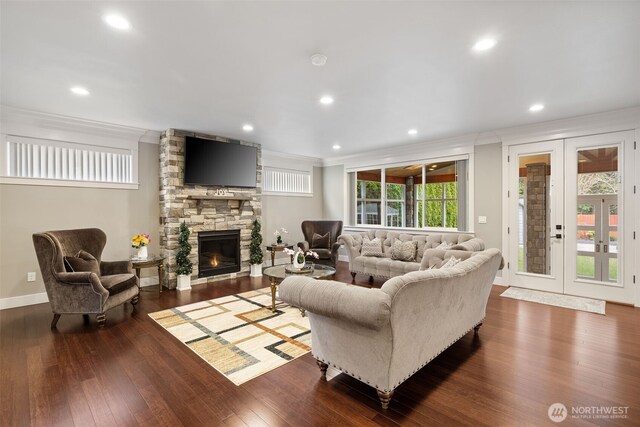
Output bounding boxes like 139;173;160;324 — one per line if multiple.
179;195;253;201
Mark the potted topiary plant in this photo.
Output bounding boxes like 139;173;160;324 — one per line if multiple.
176;221;193;291
250;219;264;277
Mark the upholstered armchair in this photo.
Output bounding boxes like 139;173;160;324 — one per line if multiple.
33;228;140;328
297;220;343;267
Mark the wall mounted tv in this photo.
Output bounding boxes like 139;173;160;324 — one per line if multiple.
184;136;257;187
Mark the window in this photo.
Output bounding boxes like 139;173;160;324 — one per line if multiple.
356;169;382;225
263;166;311;195
349;158;469;231
2;135;137;188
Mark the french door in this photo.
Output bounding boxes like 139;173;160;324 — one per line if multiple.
508;139;565;294
508;131;635;303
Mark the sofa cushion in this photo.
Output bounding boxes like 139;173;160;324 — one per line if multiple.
361;238;384;257
100;273;138;296
64;250;100;276
311;232;331;250
390;240;417;262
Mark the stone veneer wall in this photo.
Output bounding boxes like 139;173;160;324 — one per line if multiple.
159;129;261;289
525;163;547;275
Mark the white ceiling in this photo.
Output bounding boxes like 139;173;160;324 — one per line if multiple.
1;1;639;158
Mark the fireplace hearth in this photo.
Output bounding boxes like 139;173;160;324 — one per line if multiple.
198;230;241;278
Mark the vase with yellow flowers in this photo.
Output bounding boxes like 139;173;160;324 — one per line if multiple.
131;233;150;259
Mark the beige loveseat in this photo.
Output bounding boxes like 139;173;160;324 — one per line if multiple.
279;248;503;409
338;230;485;279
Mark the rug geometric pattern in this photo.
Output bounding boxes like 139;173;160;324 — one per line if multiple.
149;287;311;385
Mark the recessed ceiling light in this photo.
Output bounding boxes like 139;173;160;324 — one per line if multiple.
311;54;328;67
408;129;417;136
70;86;90;96
319;96;334;105
104;14;131;30
529;103;545;112
473;38;497;52
242;124;254;132
332;144;341;150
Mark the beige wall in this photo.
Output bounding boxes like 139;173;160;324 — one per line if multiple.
261;166;324;265
0;142;160;300
473;143;502;251
322;164;345;221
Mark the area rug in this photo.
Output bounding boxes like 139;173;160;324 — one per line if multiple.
149;288;311;385
500;287;606;315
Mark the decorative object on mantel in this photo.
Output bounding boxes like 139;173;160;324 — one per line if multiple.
148;288;311;385
274;227;288;245
131;233;150;259
175;222;193;291
249;219;264;277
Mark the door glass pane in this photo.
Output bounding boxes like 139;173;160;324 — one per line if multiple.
517;154;551;274
577;255;595;279
608;258;618;282
577;229;595;252
576;146;619;283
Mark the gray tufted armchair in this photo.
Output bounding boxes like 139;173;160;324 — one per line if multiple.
32;228;139;328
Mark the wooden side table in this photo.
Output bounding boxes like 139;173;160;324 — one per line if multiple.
265;243;295;266
131;255;166;294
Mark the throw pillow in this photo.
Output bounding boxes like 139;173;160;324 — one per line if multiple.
435;241;454;250
440;256;461;269
390;240;417;262
428;257;444;269
361;238;384;257
64;250;100;275
311;232;331;249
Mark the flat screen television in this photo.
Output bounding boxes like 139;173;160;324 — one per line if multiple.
184;137;257;187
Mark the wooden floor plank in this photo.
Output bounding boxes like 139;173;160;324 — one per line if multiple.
1;261;639;426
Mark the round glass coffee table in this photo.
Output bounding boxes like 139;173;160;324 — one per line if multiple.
263;264;336;312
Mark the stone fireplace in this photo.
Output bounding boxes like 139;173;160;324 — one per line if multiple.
158;129;261;289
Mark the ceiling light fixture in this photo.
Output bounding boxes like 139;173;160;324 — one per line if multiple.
319;95;334;105
332;144;341;150
473;38;497;52
104;14;131;30
408;129;417;136
529;103;545;112
242;124;254;132
311;54;328;67
70;86;90;96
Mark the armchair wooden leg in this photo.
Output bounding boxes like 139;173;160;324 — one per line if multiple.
351;272;356;279
369;276;374;282
82;314;90;324
316;360;328;380
97;313;106;328
474;322;483;334
51;314;61;329
377;389;394;410
131;295;139;306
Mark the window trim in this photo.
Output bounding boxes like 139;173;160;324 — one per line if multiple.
347;153;473;232
0;134;139;189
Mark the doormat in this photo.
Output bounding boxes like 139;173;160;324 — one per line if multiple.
500;287;606;315
149;288;311;385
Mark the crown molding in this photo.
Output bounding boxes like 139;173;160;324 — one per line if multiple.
0;105;160;149
262;149;323;167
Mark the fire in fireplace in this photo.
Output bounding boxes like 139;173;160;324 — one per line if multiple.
198;230;241;278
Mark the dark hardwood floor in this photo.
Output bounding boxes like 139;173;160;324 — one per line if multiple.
1;262;639;426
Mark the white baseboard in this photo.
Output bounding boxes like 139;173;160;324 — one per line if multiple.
0;292;49;310
140;276;159;287
338;255;349;262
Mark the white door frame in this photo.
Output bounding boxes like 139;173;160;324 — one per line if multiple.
564;131;635;304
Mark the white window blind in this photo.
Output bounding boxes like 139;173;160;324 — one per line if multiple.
263;166;311;194
4;135;134;184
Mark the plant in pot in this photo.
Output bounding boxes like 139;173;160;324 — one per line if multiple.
250;219;264;277
176;221;193;291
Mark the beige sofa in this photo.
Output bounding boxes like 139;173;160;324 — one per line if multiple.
279;248;503;409
338;230;485;279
